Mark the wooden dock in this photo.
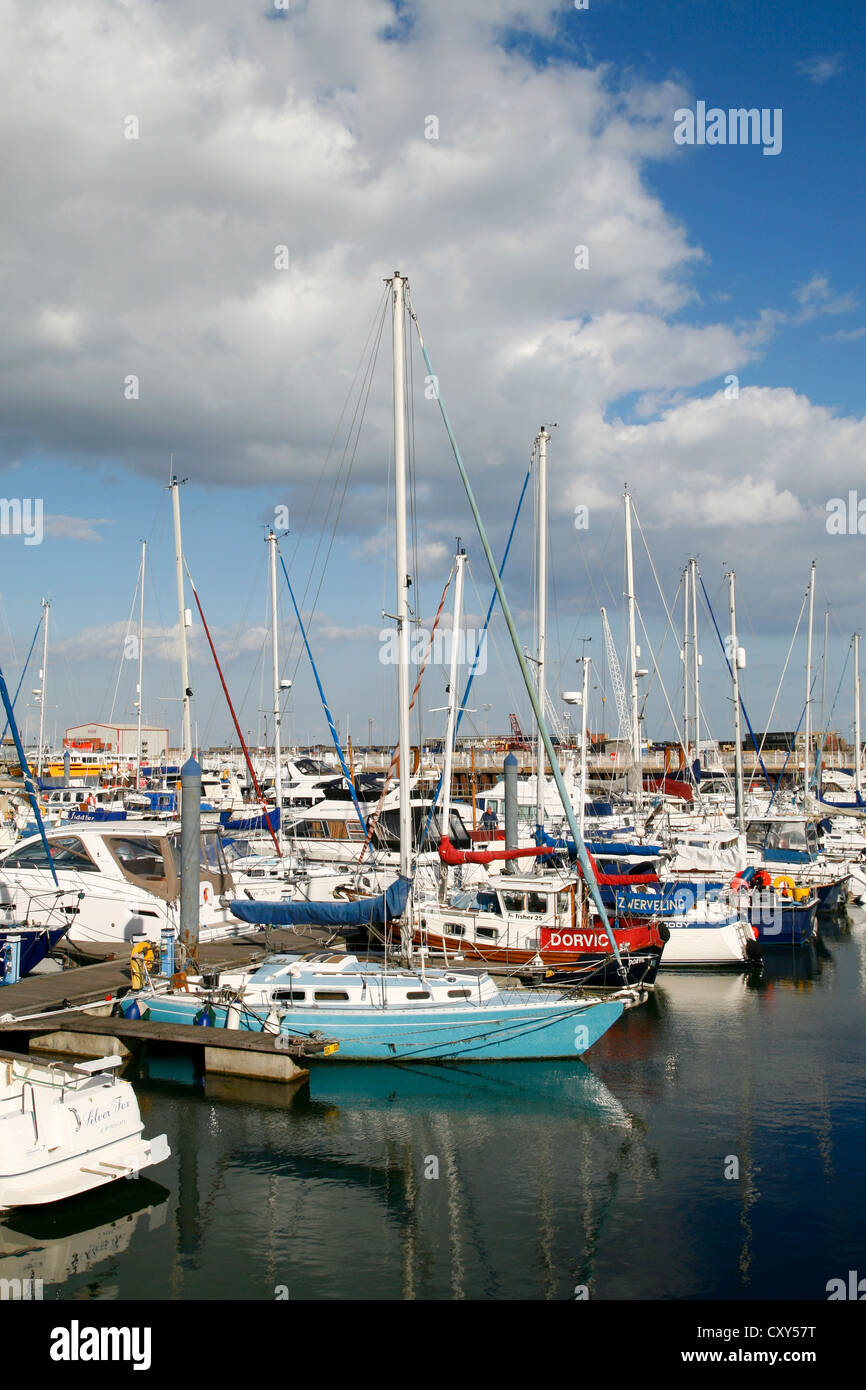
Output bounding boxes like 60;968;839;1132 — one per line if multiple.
0;930;341;1084
0;1008;331;1084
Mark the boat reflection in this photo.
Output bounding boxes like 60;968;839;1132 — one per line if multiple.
0;1178;170;1292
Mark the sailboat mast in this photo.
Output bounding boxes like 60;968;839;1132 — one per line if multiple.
682;562;690;755
136;541;146;787
535;426;549;832
690;556;701;765
36;597;49;779
268;530;283;848
439;549;466;897
578;652;590;841
855;632;862;799
728;570;745;833
804;560;816;797
391;274;413;923
170;476;192;763
624;488;641;795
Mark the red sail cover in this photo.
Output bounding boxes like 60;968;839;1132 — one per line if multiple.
578;849;659;888
438;836;555;866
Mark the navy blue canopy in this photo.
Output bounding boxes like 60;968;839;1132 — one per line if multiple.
230;875;411;928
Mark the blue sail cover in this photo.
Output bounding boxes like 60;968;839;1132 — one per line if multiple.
220;807;280;833
230;875;412;928
536;830;662;859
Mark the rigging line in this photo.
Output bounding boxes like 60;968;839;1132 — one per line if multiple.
744;586;808;792
183;558;282;857
286;300;389;688
356;565;455;866
107;560;143;726
630;498;687;658
415;462;534;855
634;600;689;757
698;574;774;790
290;294;389;634
288;285;390;574
812;641;852;788
0;615;43;748
277;545;368;840
202;539;271;745
405;304;623;972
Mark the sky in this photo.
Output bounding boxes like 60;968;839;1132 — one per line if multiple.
1;0;865;756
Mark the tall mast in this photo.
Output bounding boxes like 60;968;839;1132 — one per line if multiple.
854;632;862;799
268;530;283;848
535;426;549;832
682;563;690;755
439;548;466;898
391;274;413;946
728;570;745;833
36;597;49;779
170;476;192;762
136;542;146;787
624;488;641;795
690;556;701;765
577;653;590;841
804;560;816;797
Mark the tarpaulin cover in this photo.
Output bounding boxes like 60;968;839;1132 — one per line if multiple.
230;875;411;926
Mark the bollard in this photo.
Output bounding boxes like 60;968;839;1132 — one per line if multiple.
1;934;22;986
180;757;202;957
160;927;175;978
504;753;518;875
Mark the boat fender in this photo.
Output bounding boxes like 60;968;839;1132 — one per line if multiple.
657;923;671;943
772;875;796;898
792;885;811;903
745;939;763;962
124;999;142;1021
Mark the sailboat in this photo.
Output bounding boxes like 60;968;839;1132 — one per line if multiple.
130;273;642;1059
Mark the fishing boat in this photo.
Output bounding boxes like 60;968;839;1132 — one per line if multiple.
0;1051;169;1209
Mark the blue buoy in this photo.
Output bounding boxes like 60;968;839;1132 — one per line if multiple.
194;1006;214;1027
124;1000;141;1021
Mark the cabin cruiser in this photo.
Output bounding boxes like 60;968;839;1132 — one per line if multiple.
0;821;243;949
0;1051;169;1208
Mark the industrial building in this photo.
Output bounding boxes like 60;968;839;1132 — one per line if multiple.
64;722;170;762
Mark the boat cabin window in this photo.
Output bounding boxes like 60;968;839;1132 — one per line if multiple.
447;988;471;998
764;822;808;853
445;923;465;936
314;990;350;1001
107;837;168;881
476;927;498;941
406;990;431;999
557;892;571;914
746;821;771;850
526;892;548;914
4;836;98;872
501;893;525;913
273;989;306;1002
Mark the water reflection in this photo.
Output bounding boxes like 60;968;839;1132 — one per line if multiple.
0;1179;169;1295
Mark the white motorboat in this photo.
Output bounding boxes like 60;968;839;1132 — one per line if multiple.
0;820;241;948
0;1051;169;1209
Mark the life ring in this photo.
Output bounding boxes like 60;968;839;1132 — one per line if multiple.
772;875;796;898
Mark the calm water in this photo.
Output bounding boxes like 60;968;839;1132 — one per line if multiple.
3;915;865;1301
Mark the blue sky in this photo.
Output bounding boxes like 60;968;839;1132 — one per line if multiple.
1;0;864;754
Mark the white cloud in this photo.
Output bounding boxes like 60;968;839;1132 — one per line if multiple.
796;54;844;84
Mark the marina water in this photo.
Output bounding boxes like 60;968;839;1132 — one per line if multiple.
2;916;864;1302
